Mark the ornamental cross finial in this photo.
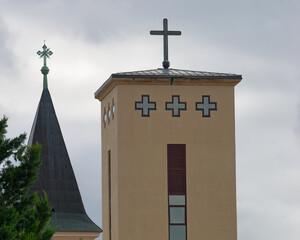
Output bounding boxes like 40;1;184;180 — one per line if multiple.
150;18;181;69
37;42;53;89
37;42;53;66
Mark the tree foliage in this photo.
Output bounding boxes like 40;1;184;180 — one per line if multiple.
0;116;55;240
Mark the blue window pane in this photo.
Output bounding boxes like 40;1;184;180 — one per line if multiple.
170;207;185;224
170;225;186;240
169;195;185;205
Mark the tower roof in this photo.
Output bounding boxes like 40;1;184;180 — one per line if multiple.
95;68;242;100
110;68;242;79
29;44;101;233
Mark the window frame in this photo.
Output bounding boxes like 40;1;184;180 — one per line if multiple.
167;144;187;240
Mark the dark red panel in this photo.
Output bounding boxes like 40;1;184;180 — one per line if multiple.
168;144;186;195
168;170;186;194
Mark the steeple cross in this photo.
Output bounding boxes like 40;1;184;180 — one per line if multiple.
150;18;181;69
37;42;53;66
37;42;53;89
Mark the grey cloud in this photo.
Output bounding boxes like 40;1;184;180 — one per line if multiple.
0;16;18;78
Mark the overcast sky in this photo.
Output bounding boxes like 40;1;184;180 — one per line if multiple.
0;0;299;239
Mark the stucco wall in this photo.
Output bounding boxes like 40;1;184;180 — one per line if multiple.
100;82;237;240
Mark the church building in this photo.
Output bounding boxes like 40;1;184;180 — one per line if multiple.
29;43;102;240
94;19;242;240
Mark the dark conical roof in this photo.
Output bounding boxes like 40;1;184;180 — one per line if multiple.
28;88;102;233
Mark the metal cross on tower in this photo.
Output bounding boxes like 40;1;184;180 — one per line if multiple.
37;42;53;89
37;42;53;67
150;18;181;69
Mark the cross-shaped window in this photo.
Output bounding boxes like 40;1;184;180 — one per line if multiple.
135;95;156;117
166;95;187;117
195;95;217;118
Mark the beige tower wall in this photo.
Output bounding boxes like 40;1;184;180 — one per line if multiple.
101;86;119;240
99;78;239;240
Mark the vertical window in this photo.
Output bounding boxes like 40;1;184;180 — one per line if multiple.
108;150;112;240
168;144;187;240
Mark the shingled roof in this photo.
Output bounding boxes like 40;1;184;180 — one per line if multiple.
28;88;102;233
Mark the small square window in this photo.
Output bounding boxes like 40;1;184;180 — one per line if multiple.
170;207;185;224
170;225;186;240
169;195;185;205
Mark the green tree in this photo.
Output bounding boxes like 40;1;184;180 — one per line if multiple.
0;116;55;240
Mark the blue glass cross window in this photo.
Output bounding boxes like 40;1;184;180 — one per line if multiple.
135;95;156;117
166;95;187;117
196;95;217;117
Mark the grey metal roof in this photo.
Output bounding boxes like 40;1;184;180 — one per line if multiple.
95;68;242;99
28;89;102;233
111;68;242;79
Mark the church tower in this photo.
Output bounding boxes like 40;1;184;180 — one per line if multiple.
95;19;242;240
29;43;102;240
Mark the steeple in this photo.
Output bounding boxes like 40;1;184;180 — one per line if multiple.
29;43;101;237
